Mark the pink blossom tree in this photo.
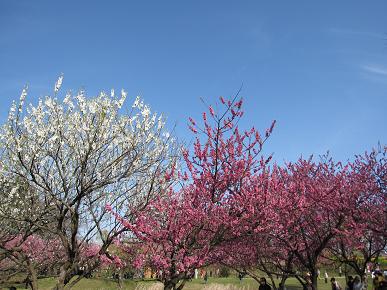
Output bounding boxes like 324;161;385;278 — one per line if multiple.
214;149;386;290
0;234;64;290
328;147;387;279
111;96;275;290
219;234;298;290
213;168;299;290
267;157;364;290
0;178;54;289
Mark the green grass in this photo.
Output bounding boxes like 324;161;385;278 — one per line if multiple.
2;276;371;290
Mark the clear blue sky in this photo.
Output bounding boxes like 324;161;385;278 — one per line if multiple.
1;1;386;162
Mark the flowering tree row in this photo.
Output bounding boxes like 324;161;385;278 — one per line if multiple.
0;77;385;290
111;97;386;290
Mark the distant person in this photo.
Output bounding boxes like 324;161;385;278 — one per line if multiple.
378;280;387;290
325;272;329;284
347;276;354;290
259;277;272;290
375;264;381;272
339;267;343;277
239;272;243;283
331;277;342;290
24;274;33;289
374;272;385;290
317;269;321;279
204;271;208;284
353;276;363;290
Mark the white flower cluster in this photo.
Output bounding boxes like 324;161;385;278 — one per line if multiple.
0;76;175;228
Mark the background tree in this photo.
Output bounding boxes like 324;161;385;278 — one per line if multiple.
0;177;52;289
328;147;387;279
267;158;354;290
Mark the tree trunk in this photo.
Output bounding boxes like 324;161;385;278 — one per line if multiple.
26;259;39;290
279;276;288;290
163;273;187;290
311;272;318;290
54;269;66;290
52;265;71;290
295;274;307;290
117;272;123;289
164;282;176;290
267;273;278;290
344;264;349;283
176;280;186;290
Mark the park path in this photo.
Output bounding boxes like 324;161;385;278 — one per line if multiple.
134;283;255;290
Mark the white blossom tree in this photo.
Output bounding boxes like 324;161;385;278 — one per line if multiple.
0;76;177;290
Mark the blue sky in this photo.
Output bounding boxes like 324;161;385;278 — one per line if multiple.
1;1;386;162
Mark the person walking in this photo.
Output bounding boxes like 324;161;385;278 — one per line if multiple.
238;272;243;283
331;277;342;290
325;272;329;284
347;276;354;290
204;271;208;284
353;276;363;290
259;277;272;290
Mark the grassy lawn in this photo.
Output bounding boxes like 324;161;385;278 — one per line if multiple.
2;276;364;290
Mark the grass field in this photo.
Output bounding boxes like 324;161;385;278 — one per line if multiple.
2;276;368;290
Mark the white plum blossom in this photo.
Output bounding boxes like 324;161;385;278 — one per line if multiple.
54;74;63;93
141;105;151;118
20;87;28;102
133;96;141;108
0;76;177;287
63;93;74;110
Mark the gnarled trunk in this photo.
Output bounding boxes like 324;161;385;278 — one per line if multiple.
164;282;176;290
26;259;39;290
52;264;76;290
163;272;187;290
